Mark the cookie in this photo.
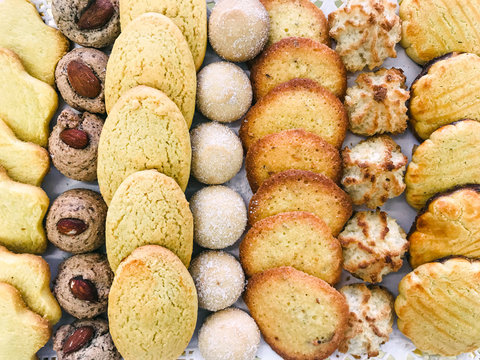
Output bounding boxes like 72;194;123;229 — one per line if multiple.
328;0;401;72
405;120;480;209
409;53;480;139
395;257;480;356
248;170;352;236
0;282;51;360
0;166;49;254
106;170;193;272
260;0;329;47
119;0;206;70
53;318;121;360
0;47;58;146
244;266;348;360
409;185;480;268
49;109;103;182
108;245;197;360
240;79;348;150
345;68;410;136
239;211;342;284
54;253;113;319
0;246;61;325
55;48;108;115
97;86;191;204
245;129;342;192
0;0;69;85
105;13;196;126
0;118;49;186
46;189;107;254
52;0;120;48
251;37;347;99
400;0;480;64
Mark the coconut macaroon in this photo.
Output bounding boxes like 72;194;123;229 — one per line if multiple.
328;0;401;72
341;135;407;209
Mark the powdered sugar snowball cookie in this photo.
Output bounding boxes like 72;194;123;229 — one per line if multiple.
190;186;247;249
189;251;245;311
191;122;244;184
197;62;252;123
199;308;260;360
209;0;270;62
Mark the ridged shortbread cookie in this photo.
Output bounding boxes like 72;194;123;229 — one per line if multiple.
245;129;342;192
0;282;51;360
106;170;193;272
409;53;480;139
248;170;352;236
0;48;58;146
0;246;61;325
240;79;348;150
109;245;197;360
395;257;480;356
0;0;69;85
97;86;191;204
105;13;196;126
400;0;480;64
0;118;49;186
240;211;342;284
0;167;49;254
244;266;348;360
406;120;480;210
250;37;347;99
120;0;206;70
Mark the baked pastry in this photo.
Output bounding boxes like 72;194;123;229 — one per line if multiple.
0;166;49;254
249;170;352;236
328;0;401;72
190;186;247;249
97;86;191;204
395;257;480;356
240;78;348;150
49;109;103;182
409;185;480;268
209;0;269;62
260;0;329;47
339;211;408;283
198;308;260;360
341;135;407;208
0;47;58;147
400;0;480;64
52;0;120;48
339;284;394;358
190;251;245;312
409;53;480;139
106;170;193;272
105;13;196;125
54;253;113;319
55;48;108;114
0;282;51;360
345;68;410;136
245;129;342;192
196;62;252;123
0;246;61;325
46;189;107;254
53;318;120;360
191;122;243;185
108;245;197;360
244;266;348;360
406;120;480;210
251;37;347;99
0;0;69;85
239;211;342;284
0;118;49;186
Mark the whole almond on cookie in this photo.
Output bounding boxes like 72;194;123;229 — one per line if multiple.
69;277;98;302
77;0;115;30
59;129;90;149
67;60;101;98
63;326;94;354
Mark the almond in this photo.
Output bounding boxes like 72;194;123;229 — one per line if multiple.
69;276;99;302
63;326;95;354
77;0;115;30
67;60;101;98
60;129;90;149
57;218;88;235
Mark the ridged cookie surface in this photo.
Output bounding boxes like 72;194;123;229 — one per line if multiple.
244;266;348;360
